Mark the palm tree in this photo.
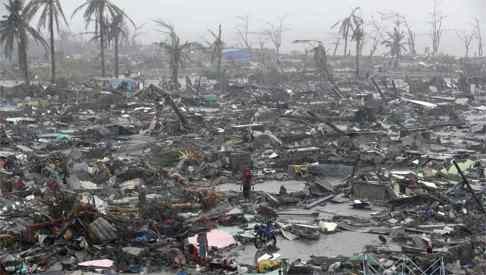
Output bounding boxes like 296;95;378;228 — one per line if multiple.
332;7;360;56
108;14;129;78
154;20;199;90
351;13;364;78
72;0;131;77
0;0;47;85
382;27;407;69
25;0;68;84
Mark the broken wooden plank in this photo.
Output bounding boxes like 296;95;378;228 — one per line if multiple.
314;180;336;193
280;228;299;240
453;160;486;214
338;223;358;232
306;111;347;135
147;84;189;127
262;192;279;205
371;77;385;99
305;194;335;209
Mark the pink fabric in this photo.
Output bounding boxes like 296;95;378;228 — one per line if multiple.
188;229;236;249
78;259;114;268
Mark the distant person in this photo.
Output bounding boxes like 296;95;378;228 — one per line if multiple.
197;231;209;261
242;167;253;200
185;243;199;263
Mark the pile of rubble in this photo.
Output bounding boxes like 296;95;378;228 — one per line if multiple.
1;74;486;275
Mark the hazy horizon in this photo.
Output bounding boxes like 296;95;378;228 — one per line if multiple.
2;0;486;56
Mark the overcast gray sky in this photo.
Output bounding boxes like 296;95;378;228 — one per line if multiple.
3;0;486;55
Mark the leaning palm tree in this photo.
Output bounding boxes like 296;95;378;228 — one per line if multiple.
0;0;48;85
382;27;407;69
25;0;68;84
72;0;132;77
332;7;360;56
154;20;199;90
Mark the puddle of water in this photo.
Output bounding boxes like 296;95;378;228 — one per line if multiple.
232;231;378;266
217;180;306;194
228;200;387;267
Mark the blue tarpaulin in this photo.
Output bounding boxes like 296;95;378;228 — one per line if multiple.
110;79;138;94
223;49;251;62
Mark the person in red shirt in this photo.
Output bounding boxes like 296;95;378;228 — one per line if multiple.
185;244;199;262
242;167;252;200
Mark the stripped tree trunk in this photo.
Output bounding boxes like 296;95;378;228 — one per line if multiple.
49;0;56;83
99;11;106;77
114;34;119;78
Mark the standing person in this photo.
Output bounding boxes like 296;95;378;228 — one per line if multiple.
197;231;209;262
242;167;253;200
185;243;199;263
